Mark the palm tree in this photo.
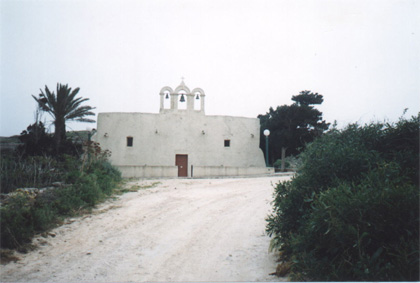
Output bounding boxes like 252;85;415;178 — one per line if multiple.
32;83;95;154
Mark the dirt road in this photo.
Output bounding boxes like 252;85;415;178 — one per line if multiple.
1;176;290;282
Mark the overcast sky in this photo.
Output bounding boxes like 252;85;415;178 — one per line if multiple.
1;0;419;137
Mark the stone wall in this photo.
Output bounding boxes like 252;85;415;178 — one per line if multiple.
117;165;178;178
192;166;273;178
116;165;272;178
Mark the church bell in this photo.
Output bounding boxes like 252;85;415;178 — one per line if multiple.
180;94;186;102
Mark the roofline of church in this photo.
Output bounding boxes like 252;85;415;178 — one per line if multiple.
97;111;259;120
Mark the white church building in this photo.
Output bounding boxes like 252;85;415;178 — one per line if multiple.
93;80;271;178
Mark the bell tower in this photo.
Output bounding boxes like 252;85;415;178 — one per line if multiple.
159;79;205;114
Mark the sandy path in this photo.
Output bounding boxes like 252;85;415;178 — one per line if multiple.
1;176;290;282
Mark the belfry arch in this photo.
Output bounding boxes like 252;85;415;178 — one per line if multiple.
159;80;205;114
191;88;205;111
159;86;174;110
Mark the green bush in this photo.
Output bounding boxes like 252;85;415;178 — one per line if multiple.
53;185;85;215
88;160;121;196
73;174;100;206
31;190;58;231
0;157;122;249
0;192;34;248
266;115;419;281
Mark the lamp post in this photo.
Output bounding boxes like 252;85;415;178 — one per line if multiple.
263;129;270;167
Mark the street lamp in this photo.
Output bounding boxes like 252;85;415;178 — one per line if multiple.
263;129;270;167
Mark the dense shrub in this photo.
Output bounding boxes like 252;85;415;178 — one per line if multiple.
88;160;122;194
0;157;121;249
266;115;419;281
0;192;34;248
53;185;85;215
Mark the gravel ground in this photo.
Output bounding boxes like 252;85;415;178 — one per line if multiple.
1;176;291;282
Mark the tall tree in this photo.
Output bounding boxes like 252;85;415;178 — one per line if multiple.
32;83;95;154
258;90;329;169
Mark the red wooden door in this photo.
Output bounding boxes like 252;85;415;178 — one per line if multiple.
175;155;188;177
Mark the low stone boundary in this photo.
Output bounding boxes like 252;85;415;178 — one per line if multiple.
0;182;68;205
117;165;178;178
115;165;276;178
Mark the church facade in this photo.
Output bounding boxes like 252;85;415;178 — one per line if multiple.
93;80;270;178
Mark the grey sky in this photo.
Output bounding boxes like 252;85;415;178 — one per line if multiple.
1;0;419;137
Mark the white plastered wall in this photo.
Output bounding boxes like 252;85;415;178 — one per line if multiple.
94;110;268;177
93;81;270;178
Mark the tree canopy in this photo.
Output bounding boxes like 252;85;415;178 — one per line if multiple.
258;90;329;165
32;83;95;154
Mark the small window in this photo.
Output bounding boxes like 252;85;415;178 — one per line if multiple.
224;139;230;147
127;137;133;147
